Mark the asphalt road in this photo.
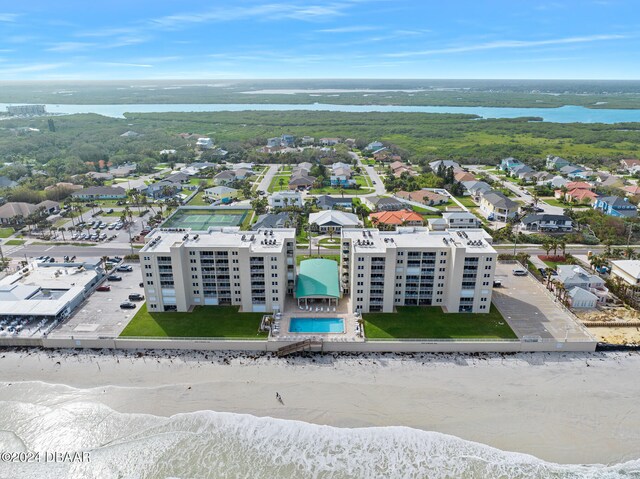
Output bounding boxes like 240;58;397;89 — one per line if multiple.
255;164;280;193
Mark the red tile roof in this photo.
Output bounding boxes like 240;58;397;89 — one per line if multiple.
370;209;424;225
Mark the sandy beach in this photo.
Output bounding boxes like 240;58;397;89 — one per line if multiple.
0;348;639;466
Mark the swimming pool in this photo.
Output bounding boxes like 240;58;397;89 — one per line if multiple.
289;318;345;334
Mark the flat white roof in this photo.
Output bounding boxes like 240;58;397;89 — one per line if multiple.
612;260;640;279
141;227;296;254
0;263;97;316
342;227;495;254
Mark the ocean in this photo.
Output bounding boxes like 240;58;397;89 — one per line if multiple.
0;382;638;479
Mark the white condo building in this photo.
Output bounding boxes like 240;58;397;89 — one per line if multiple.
140;227;296;313
340;227;497;313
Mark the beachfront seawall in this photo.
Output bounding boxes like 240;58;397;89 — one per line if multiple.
0;337;597;353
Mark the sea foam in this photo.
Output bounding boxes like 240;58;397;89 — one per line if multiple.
0;398;638;479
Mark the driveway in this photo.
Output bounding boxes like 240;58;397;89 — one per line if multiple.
492;262;595;344
255;164;280;193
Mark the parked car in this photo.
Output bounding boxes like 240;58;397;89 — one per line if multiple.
96;285;111;292
120;302;136;309
107;208;114;214
117;265;133;272
492;280;502;287
512;268;527;276
139;282;144;288
107;274;122;281
128;293;144;301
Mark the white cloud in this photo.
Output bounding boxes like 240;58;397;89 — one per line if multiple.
2;63;67;74
317;25;377;33
93;62;153;68
384;34;630;57
0;13;19;22
46;42;95;52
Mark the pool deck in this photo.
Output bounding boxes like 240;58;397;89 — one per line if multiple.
269;296;364;342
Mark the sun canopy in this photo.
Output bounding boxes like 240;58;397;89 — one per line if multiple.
296;259;340;299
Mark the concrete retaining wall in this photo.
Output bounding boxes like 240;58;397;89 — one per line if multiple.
2;337;594;353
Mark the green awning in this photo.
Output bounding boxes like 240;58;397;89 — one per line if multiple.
296;259;340;298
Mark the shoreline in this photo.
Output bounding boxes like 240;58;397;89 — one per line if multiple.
1;348;639;465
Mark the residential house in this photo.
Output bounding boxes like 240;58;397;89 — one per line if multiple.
164;172;190;185
319;138;341;146
429;160;460;171
373;148;401;162
362;196;404;211
231;162;255;172
212;170;237;186
315;195;353;210
563;188;598;204
345;138;356;147
565;181;595;191
567;287;599;309
441;211;482;229
623;185;640;197
559;164;584;176
510;164;533;178
301;136;314;144
269;191;303;208
203;186;239;202
72;186;127;200
593;196;638;218
620;159;640;172
533;171;553;183
548;176;569;188
369;210;424;228
280;134;295;146
0;176;18;189
395;190;448;206
610;260;640;286
454;171;475;182
251;212;293;230
86;171;113;181
365;141;383;151
196;137;214;149
309;210;362;233
499;157;522;173
0;201;59;224
556;264;608;305
140;180;179;199
462;180;492;200
519;214;573;232
44;182;83;192
109;164;136;177
546;156;571;170
233;168;253;181
288;174;316;190
296;162;313;172
479;191;519;221
599;175;625;189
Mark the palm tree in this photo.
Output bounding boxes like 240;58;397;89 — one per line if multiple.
559;238;567;258
550;237;559;256
278;177;285;191
603;240;613;258
624;246;636;259
327;226;336;241
542;238;552;256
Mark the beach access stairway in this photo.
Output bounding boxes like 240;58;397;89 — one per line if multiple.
277;339;323;357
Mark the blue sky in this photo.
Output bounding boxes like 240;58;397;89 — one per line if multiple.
0;0;638;80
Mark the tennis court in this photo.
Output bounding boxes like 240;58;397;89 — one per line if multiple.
162;208;248;230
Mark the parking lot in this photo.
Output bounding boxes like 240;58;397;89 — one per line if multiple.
48;263;145;339
492;262;596;343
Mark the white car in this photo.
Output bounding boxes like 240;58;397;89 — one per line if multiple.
512;268;527;276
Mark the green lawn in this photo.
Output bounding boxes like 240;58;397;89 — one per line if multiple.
0;228;14;238
4;239;25;245
540;197;566;207
364;305;516;340
187;192;211;206
318;238;341;249
454;196;478;207
411;204;439;214
268;172;292;193
120;304;267;339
